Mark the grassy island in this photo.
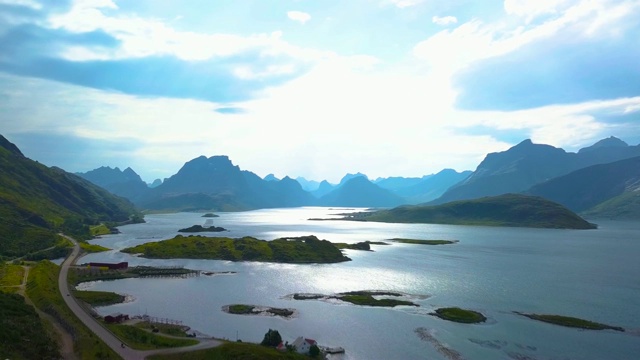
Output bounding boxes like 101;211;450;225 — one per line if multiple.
224;304;296;318
389;238;458;245
514;312;624;331
339;194;597;229
292;290;419;307
201;213;219;218
122;235;351;263
178;225;227;233
333;241;373;251
431;307;487;323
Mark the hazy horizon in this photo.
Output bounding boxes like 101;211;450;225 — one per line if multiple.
1;0;639;183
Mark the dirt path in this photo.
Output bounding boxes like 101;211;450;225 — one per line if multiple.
19;265;78;360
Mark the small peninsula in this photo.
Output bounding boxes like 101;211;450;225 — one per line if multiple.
178;225;227;233
121;235;351;263
337;194;597;229
514;312;624;331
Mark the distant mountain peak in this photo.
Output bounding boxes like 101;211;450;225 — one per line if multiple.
338;172;368;186
264;173;280;181
0;135;24;156
579;136;629;153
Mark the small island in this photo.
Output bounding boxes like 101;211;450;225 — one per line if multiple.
122;235;351;264
291;290;420;307
178;225;227;233
201;213;219;218
514;312;624;331
389;238;458;245
332;241;391;251
430;307;487;323
223;304;296;319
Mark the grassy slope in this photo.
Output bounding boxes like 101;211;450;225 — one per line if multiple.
359;194;596;229
0;136;142;258
122;235;350;263
148;341;309;360
0;292;61;359
106;324;198;350
26;261;120;359
582;191;640;220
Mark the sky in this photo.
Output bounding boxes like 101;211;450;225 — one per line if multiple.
1;0;639;183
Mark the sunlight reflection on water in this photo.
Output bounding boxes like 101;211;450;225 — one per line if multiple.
82;208;640;360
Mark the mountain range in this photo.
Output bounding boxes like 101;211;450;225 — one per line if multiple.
22;133;640;221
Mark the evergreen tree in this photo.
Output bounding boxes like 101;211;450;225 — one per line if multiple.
260;329;282;347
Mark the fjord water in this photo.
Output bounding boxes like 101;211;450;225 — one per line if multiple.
81;208;640;360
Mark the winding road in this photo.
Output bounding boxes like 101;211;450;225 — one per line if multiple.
58;235;222;360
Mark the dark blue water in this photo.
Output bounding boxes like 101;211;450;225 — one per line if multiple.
80;208;640;359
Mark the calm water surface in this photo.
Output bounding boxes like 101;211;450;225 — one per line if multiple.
81;208;640;360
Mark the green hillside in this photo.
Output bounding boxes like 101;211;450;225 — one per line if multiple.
347;194;596;229
582;191;640;220
0;135;142;258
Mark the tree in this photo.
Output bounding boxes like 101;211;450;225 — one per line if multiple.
260;329;282;347
310;344;320;358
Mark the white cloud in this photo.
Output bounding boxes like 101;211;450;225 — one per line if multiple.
432;16;458;26
287;11;311;24
385;0;424;8
414;0;640;74
48;2;324;66
504;0;570;21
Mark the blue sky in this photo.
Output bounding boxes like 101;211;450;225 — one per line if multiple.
1;0;639;183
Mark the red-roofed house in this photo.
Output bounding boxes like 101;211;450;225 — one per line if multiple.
292;336;317;354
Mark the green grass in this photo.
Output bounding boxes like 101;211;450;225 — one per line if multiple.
79;242;112;253
106;324;198;350
389;238;457;245
122;235;351;263
73;290;125;306
135;322;190;337
147;341;310;360
90;224;112;236
0;264;24;288
431;307;487;323
26;260;120;359
0;292;60;359
515;312;624;331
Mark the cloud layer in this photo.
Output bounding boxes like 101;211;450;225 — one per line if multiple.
1;0;639;182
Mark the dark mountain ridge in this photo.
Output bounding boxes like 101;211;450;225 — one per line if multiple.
318;176;405;207
77;166;150;202
138;155;315;211
527;156;640;213
433;137;640;204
